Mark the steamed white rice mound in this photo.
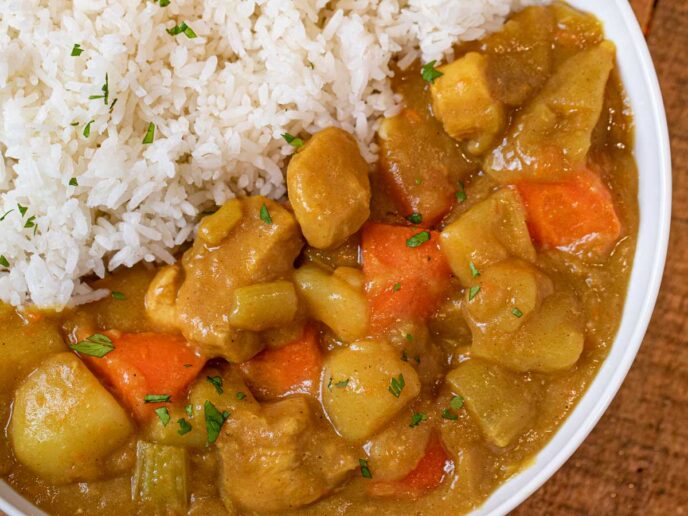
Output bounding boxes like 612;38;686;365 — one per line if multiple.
0;0;540;308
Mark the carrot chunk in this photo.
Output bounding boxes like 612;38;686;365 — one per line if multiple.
516;169;621;255
239;325;322;399
82;332;205;422
362;223;451;334
369;433;451;498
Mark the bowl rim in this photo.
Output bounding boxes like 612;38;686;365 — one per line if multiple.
0;0;673;515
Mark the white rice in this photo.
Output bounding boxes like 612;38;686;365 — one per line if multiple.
0;0;540;308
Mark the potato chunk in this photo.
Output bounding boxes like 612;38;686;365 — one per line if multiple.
430;52;505;155
485;42;615;183
321;340;421;442
176;196;303;361
440;188;535;285
287;127;371;249
218;396;356;512
446;359;536;447
10;353;133;482
293;264;368;342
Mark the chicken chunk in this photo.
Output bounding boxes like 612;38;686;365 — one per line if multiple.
176;196;303;361
430;52;505;155
287;127;371;249
218;395;356;512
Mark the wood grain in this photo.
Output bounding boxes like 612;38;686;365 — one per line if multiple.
513;0;687;514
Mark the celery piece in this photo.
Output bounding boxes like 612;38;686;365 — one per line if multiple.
132;441;188;514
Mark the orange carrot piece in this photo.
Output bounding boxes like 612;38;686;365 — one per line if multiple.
369;433;451;498
239;325;322;400
362;223;451;334
516;169;622;255
82;332;205;422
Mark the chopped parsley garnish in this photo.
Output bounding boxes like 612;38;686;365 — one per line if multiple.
406;230;430;248
281;132;304;148
205;400;230;444
17;204;28;217
393;282;401;292
0;255;9;268
388;373;405;398
235;391;246;400
406;212;423;224
260;203;272;225
111;291;126;300
177;418;192;435
450;395;464;410
144;394;172;403
469;261;480;278
69;177;79;187
185;404;193;418
421;60;444;83
441;408;458;421
414;178;423;185
83;120;94;138
70;121;79;127
89;73;109;105
155;407;171;426
69;333;114;358
456;182;467;203
359;458;372;479
159;0;171;6
468;285;481;301
142;122;155;144
24;215;36;229
405;333;413;342
334;379;350;388
512;307;524;318
409;412;428;428
70;44;83;56
109;98;118;113
401;349;409;362
167;21;197;39
183;363;193;368
207;375;224;394
0;209;14;221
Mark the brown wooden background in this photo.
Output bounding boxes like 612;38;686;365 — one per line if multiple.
514;0;688;514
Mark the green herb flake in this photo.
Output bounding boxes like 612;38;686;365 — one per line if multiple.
142;122;155;144
401;349;409;362
0;255;9;268
207;375;224;394
456;182;467;203
327;377;333;390
24;215;36;229
167;21;197;39
281;132;304;148
409;412;428;428
392;282;401;292
334;379;349;388
109;98;118;113
69;177;79;187
83;120;94;138
89;73;109;105
0;209;14;221
414;178;423;185
359;458;372;479
235;391;246;401
405;333;413;342
70;43;83;57
468;285;481;301
450;395;464;410
185;404;193;418
69;333;114;358
111;291;126;300
144;394;172;404
159;0;171;6
388;373;405;398
406;230;431;248
512;307;524;318
406;212;423;225
17;204;28;217
421;60;444;83
70;121;79;127
260;203;272;225
205;400;230;444
441;408;458;421
469;261;480;278
155;407;171;426
177;418;192;435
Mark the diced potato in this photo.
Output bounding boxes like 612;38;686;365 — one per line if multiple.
294;264;368;342
430;52;505;155
145;264;183;332
10;353;133;482
332;266;365;290
463;260;541;334
473;291;584;373
440;189;535;285
287;127;371;249
446;359;536;447
321;340;421;442
132;441;188;515
0;307;66;392
229;280;298;332
366;414;431;481
485;42;616;183
197;199;242;246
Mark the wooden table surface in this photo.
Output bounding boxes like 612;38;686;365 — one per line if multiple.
515;0;688;514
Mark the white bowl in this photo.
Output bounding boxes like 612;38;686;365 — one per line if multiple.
0;0;671;514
